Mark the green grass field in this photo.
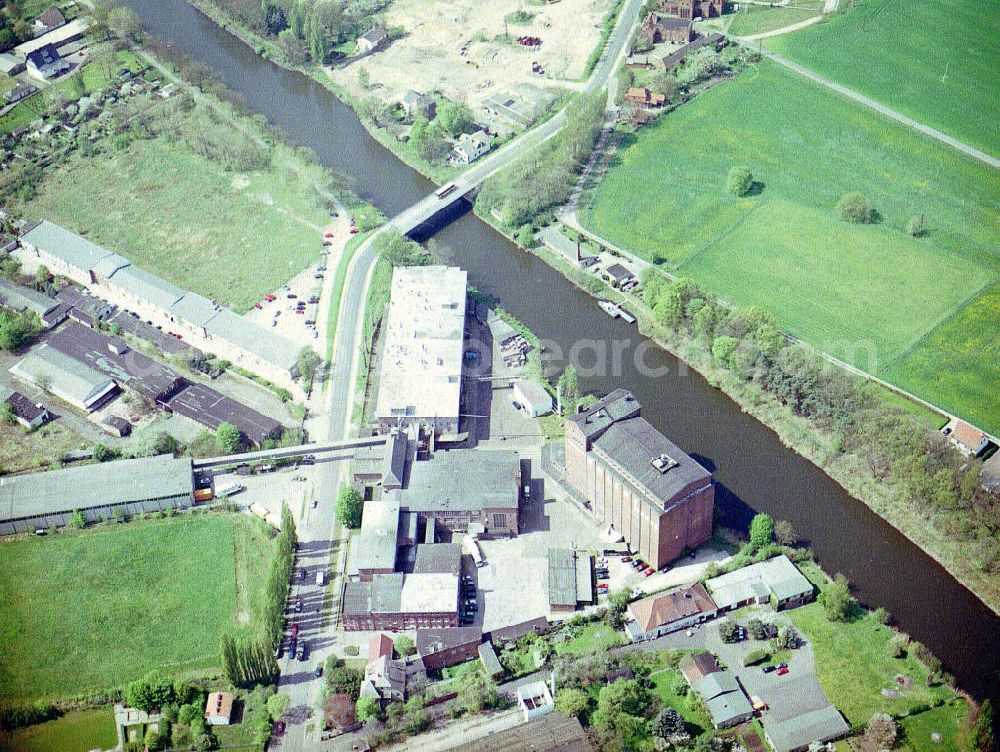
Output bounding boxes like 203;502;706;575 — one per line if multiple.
0;514;273;703
726;5;819;36
898;701;970;752
582;60;999;421
766;0;1000;156
0;708;116;752
789;602;955;728
26;135;327;313
885;283;1000;435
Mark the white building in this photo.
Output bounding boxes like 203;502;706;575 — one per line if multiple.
452;130;492;164
18;221;303;392
513;378;553;417
516;679;554;722
375;266;467;435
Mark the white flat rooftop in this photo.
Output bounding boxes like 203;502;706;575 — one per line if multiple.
375;266;467;424
399;573;459;614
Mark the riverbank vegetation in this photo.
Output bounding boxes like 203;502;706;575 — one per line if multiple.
634;273;1000;610
580;60;999;435
764;0;1000;156
0;513;276;704
476;93;605;232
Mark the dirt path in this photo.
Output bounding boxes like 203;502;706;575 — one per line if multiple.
737;14;823;39
752;47;1000;168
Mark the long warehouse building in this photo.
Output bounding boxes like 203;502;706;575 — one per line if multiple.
0;454;194;534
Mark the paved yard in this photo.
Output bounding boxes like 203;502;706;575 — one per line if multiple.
626;604;831;726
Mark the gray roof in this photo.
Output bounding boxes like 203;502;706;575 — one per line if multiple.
21;220;116;275
514;379;553;412
360;25;386;44
706;555;813;610
9;344;117;410
382;431;407;487
567;388;642;440
204;306;301;371
413;543;462;575
764;705;849;752
0;277;57;318
416;626;482;657
548;548;578;607
110;265;185;309
0;454;192;522
169;292;219;327
343;581;373;617
91;252;130;279
478;642;503;675
693;670;754;727
591;416;711;511
372;573;405;612
385;450;519;513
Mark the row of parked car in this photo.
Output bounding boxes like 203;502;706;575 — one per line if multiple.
460;574;477;623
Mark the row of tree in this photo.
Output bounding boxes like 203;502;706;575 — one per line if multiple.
476;93;606;232
640;273;1000;574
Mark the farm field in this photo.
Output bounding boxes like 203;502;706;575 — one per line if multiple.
22;108;330;313
0;514;273;703
765;0;1000;156
581;61;999;422
885;283;1000;436
0;708;116;752
725;5;819;36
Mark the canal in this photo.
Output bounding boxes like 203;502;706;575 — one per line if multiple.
128;0;998;707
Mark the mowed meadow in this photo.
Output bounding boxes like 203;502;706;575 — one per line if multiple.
0;514;273;702
766;0;1000;156
581;60;1000;432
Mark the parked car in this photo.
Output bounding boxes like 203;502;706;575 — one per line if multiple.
776;667;789;676
275;721;285;734
294;599;303;612
297;642;308;661
323;232;334;239
644;567;655;577
311;499;318;508
621;556;632;563
315;664;323;678
777;662;788;669
290;623;299;636
287;293;297;299
762;665;776;674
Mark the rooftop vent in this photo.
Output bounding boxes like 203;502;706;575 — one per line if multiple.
651;454;678;474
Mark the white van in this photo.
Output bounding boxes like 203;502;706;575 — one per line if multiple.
315;571;326;587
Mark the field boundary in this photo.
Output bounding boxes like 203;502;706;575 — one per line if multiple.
744;45;1000;169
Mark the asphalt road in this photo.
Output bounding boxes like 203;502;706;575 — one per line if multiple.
274;3;648;747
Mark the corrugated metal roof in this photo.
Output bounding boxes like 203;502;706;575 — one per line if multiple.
0;454;192;522
764;705;849;752
9;344;116;409
385;449;518;513
21;220;115;274
0;277;57;318
548;548;577;607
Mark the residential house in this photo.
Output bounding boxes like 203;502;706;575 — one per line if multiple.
4;82;37;104
944;418;992;457
357;25;387;53
488;616;550;645
416;626;482;670
603;263;635;287
204;692;234;725
691;670;754;729
517;680;554;722
679;652;722;685
401;90;436;121
626;582;718;641
360;633;427;704
32;7;66;36
453;130;492;164
0;387;50;429
25;43;69;80
624;87;667;107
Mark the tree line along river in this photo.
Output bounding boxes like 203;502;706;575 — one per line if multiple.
126;0;999;708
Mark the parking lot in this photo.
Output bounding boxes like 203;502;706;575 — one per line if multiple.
244;246;336;347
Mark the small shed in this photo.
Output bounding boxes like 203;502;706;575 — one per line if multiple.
357;25;387;53
478;641;504;679
101;415;132;437
603;263;635;287
513;379;553;417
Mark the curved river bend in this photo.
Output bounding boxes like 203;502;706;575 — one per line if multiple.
128;0;999;707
